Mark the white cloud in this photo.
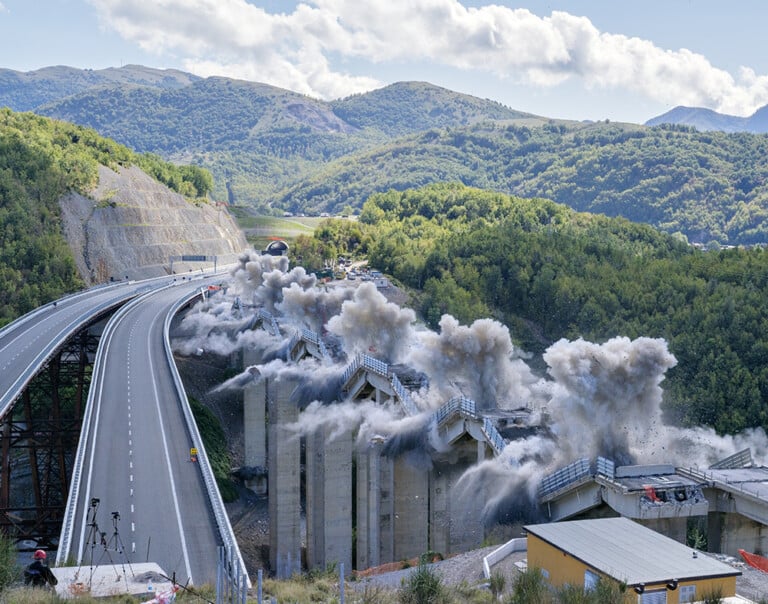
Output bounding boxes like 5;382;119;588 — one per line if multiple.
87;0;768;115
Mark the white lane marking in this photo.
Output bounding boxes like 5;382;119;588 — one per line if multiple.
147;315;194;582
78;310;118;560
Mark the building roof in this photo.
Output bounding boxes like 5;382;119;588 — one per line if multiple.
525;517;740;586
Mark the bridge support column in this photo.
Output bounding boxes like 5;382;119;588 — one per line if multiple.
243;378;267;495
429;461;485;556
306;426;353;571
393;458;429;561
356;441;394;569
268;378;301;578
638;517;688;544
709;511;768;557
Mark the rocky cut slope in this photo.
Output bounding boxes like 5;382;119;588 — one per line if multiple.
60;164;248;285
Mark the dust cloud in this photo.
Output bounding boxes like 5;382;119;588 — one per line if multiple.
175;257;768;527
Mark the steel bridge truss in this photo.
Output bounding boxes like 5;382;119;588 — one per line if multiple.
0;326;100;550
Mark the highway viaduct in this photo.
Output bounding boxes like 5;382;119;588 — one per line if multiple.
5;269;768;587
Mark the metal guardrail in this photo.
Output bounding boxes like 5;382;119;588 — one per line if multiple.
434;396;478;425
166;291;251;588
538;458;591;499
0;289;143;422
482;417;507;456
430;396;506;456
596;456;615;478
341;354;362;385
710;448;753;470
390;374;419;416
57;285;170;565
300;327;329;358
360;353;388;376
257;309;280;336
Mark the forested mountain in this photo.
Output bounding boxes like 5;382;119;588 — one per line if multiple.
281;121;768;245
328;80;535;137
0;109;218;325
9;65;768;244
28;73;533;208
309;183;768;435
0;64;199;112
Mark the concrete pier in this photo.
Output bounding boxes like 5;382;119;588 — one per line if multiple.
306;425;353;571
356;441;391;570
708;511;768;557
430;458;485;555
243;378;267;493
393;457;429;561
268;377;301;578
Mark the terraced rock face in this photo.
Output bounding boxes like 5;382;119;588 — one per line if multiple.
60;164;248;284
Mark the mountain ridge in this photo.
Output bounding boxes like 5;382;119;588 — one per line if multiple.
0;64;200;112
8;64;768;245
645;103;768;133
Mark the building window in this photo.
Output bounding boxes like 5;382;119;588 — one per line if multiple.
679;585;695;602
640;589;667;604
584;569;599;591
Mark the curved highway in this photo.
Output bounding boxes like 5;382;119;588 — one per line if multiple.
0;280;168;421
63;282;223;585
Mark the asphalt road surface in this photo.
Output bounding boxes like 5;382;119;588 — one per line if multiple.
69;283;221;586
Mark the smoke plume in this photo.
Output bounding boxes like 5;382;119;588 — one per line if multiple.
407;314;546;411
175;258;768;530
326;282;416;363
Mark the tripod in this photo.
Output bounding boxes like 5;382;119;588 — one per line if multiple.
105;510;134;581
82;498;133;585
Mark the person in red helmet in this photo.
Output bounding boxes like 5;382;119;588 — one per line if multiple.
24;549;58;588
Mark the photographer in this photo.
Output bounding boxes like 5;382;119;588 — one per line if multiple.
24;549;58;589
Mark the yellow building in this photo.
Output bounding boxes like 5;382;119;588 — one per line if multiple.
525;517;740;603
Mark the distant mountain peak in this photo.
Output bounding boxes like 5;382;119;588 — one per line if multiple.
645;104;766;133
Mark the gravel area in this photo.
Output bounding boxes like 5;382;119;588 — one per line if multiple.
356;547;768;601
354;545;527;596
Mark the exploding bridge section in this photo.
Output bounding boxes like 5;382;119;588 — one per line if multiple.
234;306;545;576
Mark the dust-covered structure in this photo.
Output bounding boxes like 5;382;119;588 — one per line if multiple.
174;252;768;576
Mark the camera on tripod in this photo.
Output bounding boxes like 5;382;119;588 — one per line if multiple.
90;498;100;507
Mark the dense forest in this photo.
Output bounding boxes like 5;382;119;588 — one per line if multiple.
0;109;214;325
301;183;768;435
280;121;768;246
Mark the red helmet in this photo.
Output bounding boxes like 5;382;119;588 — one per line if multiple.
33;549;46;560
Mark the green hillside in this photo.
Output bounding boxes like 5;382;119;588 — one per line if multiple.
350;182;768;435
0;64;199;112
36;78;534;210
280;121;768;245
13;67;768;244
0;109;215;325
329;80;536;136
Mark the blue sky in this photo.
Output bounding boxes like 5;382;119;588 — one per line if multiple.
1;0;767;124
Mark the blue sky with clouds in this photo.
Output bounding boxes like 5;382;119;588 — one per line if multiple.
1;0;767;124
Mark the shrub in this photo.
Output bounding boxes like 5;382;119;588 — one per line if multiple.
506;567;551;604
398;563;451;604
